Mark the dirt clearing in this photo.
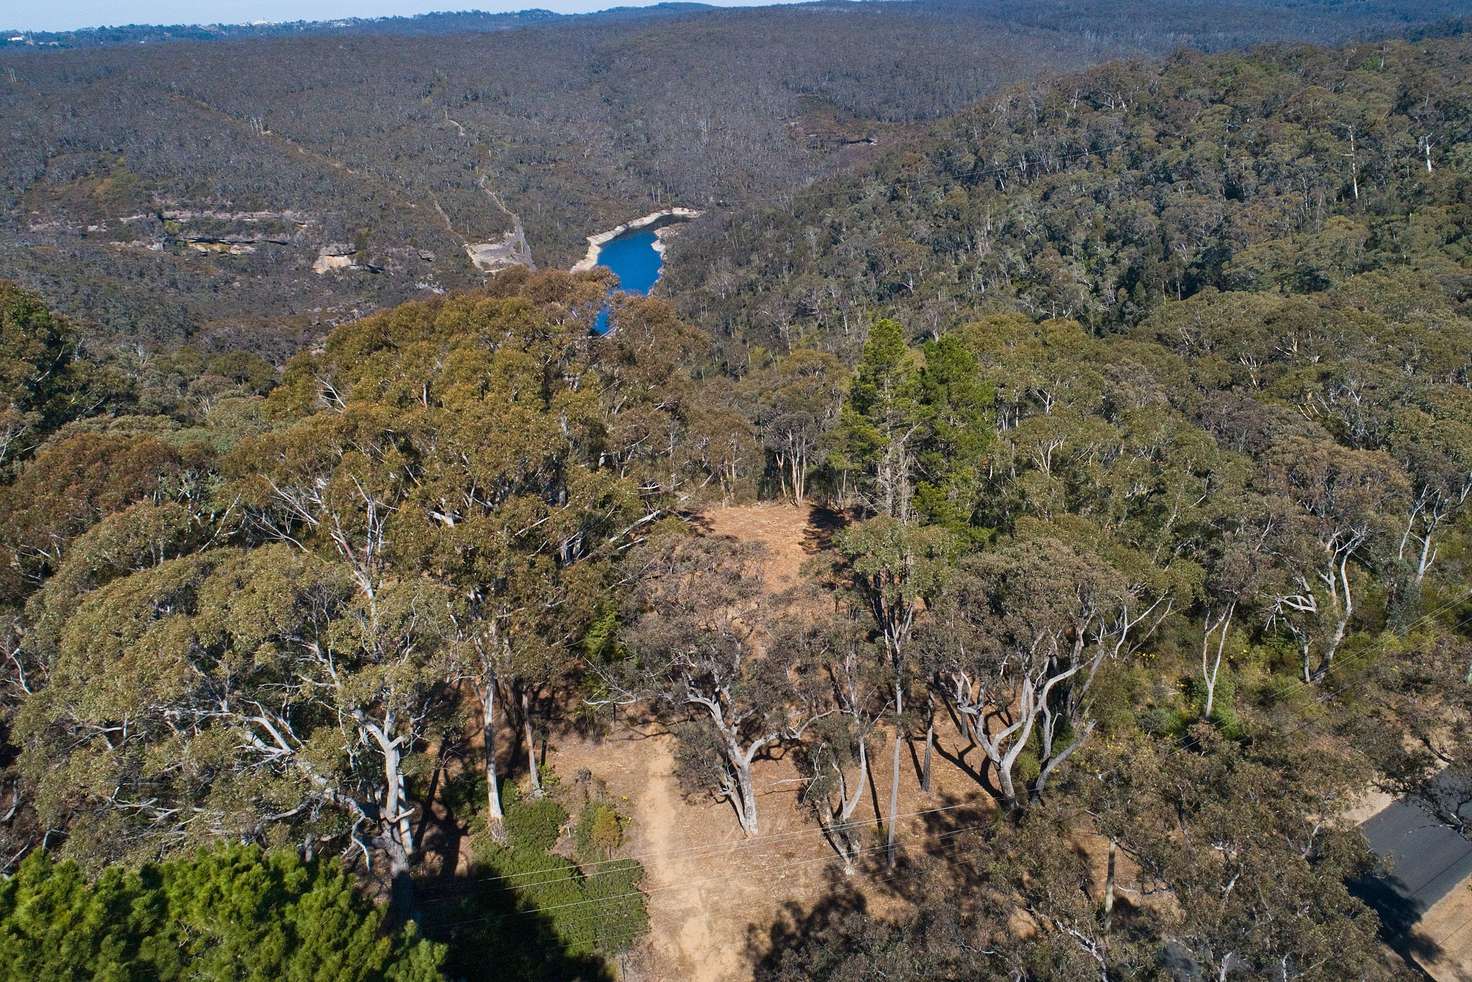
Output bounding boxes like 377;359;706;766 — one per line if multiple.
544;502;989;981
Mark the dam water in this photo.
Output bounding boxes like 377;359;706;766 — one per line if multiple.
593;228;662;334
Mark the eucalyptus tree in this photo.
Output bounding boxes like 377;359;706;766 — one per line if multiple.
0;283;90;472
1087;733;1383;981
226;388;440;876
382;289;628;814
587;291;713;497
1171;475;1281;723
1083;394;1238;558
760;734;1383;981
919;535;1172;808
604;534;826;835
1260;436;1409;681
747;348;846;503
0;433;207;599
1361;635;1472;841
1386;389;1472;590
3;273;714;933
960;315;1111;528
681;375;761;502
835;517;956;861
242;274;700;841
15;546;456;922
780;613;887;870
22;501;206;660
1195;516;1269;721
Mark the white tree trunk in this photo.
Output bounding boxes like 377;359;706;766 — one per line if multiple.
732;749;759;835
1415;531;1436;586
481;674;506;841
886;731;901;867
371;713;419;925
521;686;543;798
1201;604;1233;719
829;738;868;871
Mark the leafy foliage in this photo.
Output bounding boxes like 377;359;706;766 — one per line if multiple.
0;845;444;981
2;21;1472;982
436;784;647;981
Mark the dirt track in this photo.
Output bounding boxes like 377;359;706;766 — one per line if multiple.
549;503;838;981
543;502;1000;980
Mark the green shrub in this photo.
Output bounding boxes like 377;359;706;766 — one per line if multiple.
506;796;567;853
568;857;647;954
574;801;623;862
445;785;648;979
0;845;443;981
1141;703;1189;739
1014;749;1041;788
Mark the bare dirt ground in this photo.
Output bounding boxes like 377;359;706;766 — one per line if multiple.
548;716;993;982
439;500;1462;981
1345;787;1399;826
543;502;993;981
697;500;845;595
548;725;823;981
1414;883;1472;980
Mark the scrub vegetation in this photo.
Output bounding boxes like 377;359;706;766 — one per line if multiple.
1;0;1461;341
1;5;1471;980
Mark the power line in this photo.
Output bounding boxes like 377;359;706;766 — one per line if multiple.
431;822;995;961
421;582;1472;910
454;607;1472;929
432;819;990;932
419;798;987;900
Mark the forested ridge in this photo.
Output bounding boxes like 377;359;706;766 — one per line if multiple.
670;29;1472;355
0;0;1462;346
0;15;1471;982
0;4;709;49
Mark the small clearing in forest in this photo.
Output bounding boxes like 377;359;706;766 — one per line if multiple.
547;502;990;981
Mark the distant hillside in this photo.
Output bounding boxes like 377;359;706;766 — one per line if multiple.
667;27;1472;360
0;0;1463;349
0;4;713;48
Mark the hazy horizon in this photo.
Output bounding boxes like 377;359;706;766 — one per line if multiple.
6;0;774;34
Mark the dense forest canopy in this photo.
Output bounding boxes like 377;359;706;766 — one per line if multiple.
0;4;707;49
669;31;1472;357
1;9;1471;981
0;0;1464;346
0;270;696;976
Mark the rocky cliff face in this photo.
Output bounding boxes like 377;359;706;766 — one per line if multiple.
465;227;533;273
4;190;476;343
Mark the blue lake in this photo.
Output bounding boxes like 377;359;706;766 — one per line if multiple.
593;228;662;334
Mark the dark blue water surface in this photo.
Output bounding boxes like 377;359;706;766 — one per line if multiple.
593;228;662;334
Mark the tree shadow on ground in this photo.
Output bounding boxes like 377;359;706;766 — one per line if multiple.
929;701;1006;800
1348;871;1442;978
419;871;616;982
411;764;632;982
930;730;989;790
746;811;989;981
677;509;716;536
802;504;850;554
747;866;874;979
414;735;467;886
